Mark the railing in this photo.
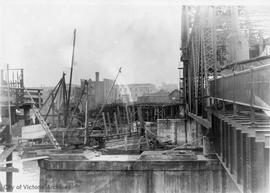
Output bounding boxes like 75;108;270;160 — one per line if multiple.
209;64;270;111
0;86;43;107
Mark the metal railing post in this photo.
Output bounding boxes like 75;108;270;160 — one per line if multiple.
250;68;255;123
233;72;237;116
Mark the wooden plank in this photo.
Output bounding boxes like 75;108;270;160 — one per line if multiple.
0;181;4;192
0;167;19;173
188;112;211;129
0;156;49;165
21;124;46;139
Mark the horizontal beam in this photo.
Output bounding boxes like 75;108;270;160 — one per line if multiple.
187;112;211;129
0;156;49;166
0;167;19;173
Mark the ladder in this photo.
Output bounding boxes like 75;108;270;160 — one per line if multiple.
24;88;61;149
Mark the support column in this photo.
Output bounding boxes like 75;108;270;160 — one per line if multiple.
241;133;248;193
102;112;108;136
253;139;265;193
236;129;242;184
6;126;12;192
146;109;149;122
125;105;131;133
229;125;234;173
116;106;122;133
264;135;270;193
106;112;112;132
221;120;225;162
225;122;229;167
114;112;119;134
249;136;256;193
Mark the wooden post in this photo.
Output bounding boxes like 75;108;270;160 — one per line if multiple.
106;112;112;132
52;91;55;127
38;89;41;108
137;106;144;136
114;112;119;134
6;64;13;192
250;68;255;123
102;112;108;136
125;105;131;133
129;107;134;123
116;106;122;133
146;109;149;122
129;107;134;132
132;106;136;121
84;81;88;145
154;107;156;121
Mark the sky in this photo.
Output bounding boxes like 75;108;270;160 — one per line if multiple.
2;0;270;87
0;0;182;87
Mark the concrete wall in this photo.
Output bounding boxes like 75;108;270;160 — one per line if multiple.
38;158;239;193
157;119;191;145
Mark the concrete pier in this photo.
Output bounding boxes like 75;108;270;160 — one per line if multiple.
157;119;188;144
38;152;238;192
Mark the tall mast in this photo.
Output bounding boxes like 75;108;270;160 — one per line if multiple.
66;28;77;126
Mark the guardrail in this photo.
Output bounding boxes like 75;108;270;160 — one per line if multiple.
209;64;270;111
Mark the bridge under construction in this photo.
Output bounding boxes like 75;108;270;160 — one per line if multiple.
181;6;270;193
0;4;270;193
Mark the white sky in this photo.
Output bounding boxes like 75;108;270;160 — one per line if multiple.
1;0;270;87
0;0;182;87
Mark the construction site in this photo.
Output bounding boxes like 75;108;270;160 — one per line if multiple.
0;2;270;193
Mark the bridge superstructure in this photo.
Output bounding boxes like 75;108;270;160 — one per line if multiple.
181;6;270;193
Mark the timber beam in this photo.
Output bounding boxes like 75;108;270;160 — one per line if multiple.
187;112;211;129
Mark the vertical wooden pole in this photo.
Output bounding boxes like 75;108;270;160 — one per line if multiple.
146;109;149;122
38;90;41;108
6;64;13;192
129;107;134;132
250;68;255;123
102;112;108;136
106;112;112;132
116;106;122;133
114;112;119;134
66;29;77;125
125;105;131;133
132;106;136;121
52;91;55;127
137;106;144;136
154;107;156;121
84;81;88;145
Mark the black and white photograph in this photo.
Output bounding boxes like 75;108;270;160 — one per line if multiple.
0;0;270;192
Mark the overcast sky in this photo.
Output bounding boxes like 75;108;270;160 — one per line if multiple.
0;0;182;87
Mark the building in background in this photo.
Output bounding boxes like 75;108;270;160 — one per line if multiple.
81;72;117;110
137;89;181;104
116;83;157;103
158;83;179;92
